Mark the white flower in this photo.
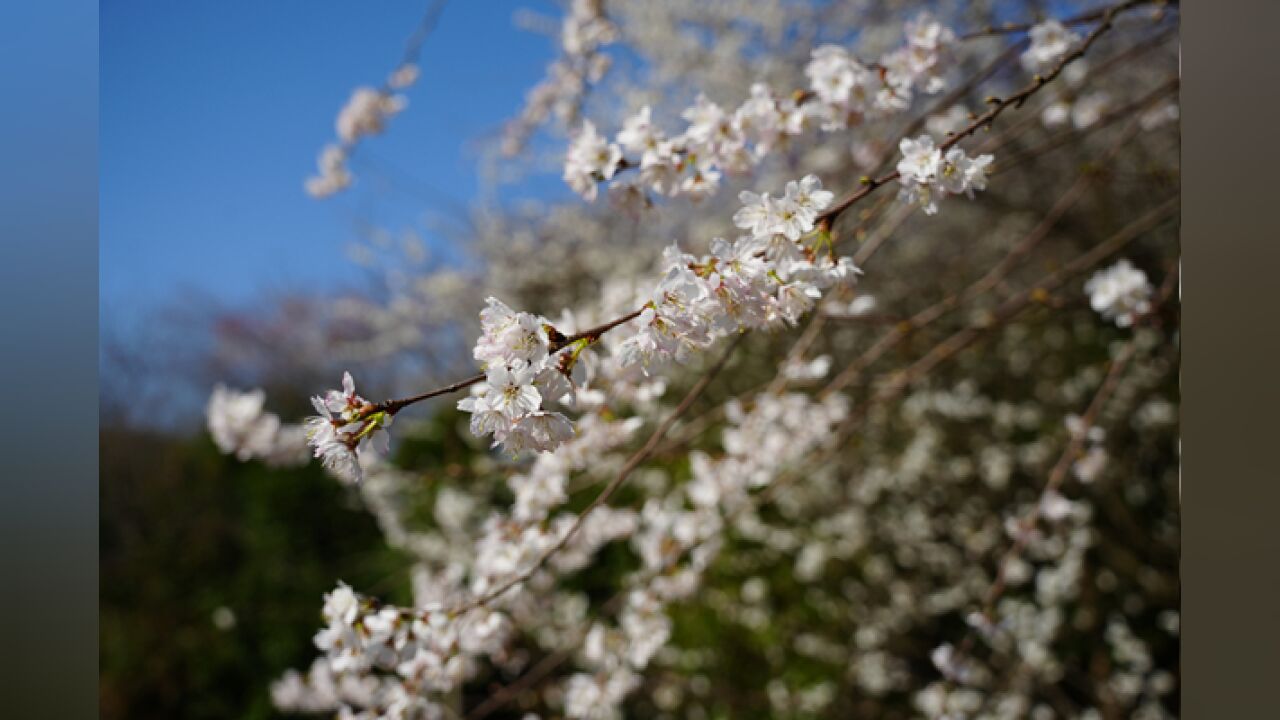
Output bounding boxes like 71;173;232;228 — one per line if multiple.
1085;259;1153;327
616;105;659;155
905;12;954;52
897;135;942;184
504;411;576;454
565;120;623;200
770;193;810;242
483;363;542;420
473;296;550;368
931;643;972;683
207;385;281;461
806;45;861;105
938;148;994;197
336;87;406;143
305;144;351;198
1073;446;1108;483
387;63;419;90
1023;20;1080;71
897;135;993;213
791;174;834;220
619;589;672;668
304;372;388;484
776;281;822;325
323;582;360;625
681;94;730;145
639;140;682;197
1041;99;1072;128
1071;91;1110;129
733;190;779;238
458;393;510;439
679;168;722;202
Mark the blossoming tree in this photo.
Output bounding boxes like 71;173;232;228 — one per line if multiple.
209;1;1181;718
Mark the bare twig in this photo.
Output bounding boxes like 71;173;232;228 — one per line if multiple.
818;0;1152;227
822;118;1145;399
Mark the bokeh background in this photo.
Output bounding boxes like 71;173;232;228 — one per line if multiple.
100;2;1181;718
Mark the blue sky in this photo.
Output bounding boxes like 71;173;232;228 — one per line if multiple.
101;1;563;325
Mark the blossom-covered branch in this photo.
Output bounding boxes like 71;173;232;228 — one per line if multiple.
304;0;449;197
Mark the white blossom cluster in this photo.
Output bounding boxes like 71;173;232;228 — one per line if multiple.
304;372;392;484
502;0;617;156
446;174;854;456
303;581;509;720
561;391;849;718
306;64;418;198
279;410;645;719
457;297;578;455
1086;258;1153;327
470;413;642;597
206;385;309;466
895;134;994;215
919;483;1097;718
271;657;398;716
564;13;956;208
617;174;858;369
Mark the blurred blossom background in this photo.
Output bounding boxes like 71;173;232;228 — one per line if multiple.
100;1;1180;719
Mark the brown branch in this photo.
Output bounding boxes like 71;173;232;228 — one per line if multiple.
972;24;1179;155
957;0;1174;40
817;0;1151;227
993;77;1179;174
876;194;1176;397
377;372;487;415
821;118;1144;399
368;308;646;417
866;38;1029;178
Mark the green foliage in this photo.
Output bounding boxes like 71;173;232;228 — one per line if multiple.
99;428;408;720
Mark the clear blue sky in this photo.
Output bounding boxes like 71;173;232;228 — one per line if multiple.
101;1;562;325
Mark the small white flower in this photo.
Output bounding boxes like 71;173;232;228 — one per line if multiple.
616;105;659;155
336;87;406;143
1071;91;1110;130
207;385;281;462
565;120;623;201
322;582;360;625
733;190;779;238
897;135;942;184
806;45;861;105
483;363;543;420
304;372;387;484
1022;20;1080;71
1085;259;1153;327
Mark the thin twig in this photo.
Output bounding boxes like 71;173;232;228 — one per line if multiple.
876;194;1176;397
818;0;1151;227
957;0;1173;40
822;118;1144;399
369;308;645;416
